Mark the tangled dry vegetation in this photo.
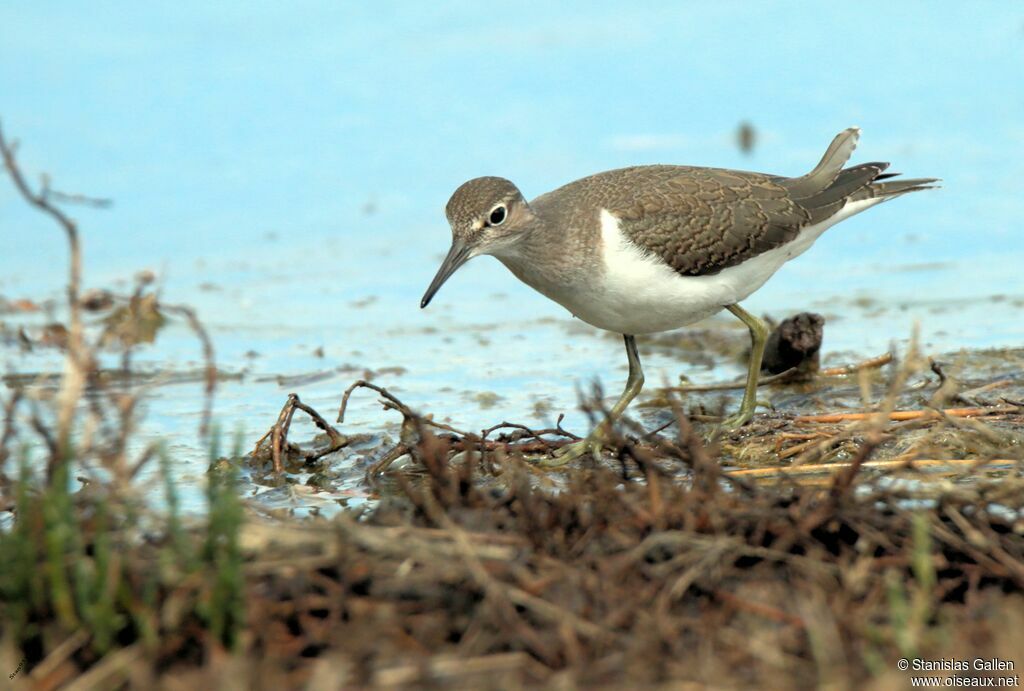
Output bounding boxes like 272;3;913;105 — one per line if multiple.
235;355;1024;688
1;122;1023;689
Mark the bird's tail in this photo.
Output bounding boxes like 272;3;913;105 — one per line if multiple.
783;127;940;218
850;175;941;202
784;127;862;199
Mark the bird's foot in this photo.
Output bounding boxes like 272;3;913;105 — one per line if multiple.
540;432;606;467
717;410;753;431
709;398;770;437
703;414;749;444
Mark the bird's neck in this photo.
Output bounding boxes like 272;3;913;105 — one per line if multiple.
490;213;601;299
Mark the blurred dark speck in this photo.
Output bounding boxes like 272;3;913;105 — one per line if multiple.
736;121;756;155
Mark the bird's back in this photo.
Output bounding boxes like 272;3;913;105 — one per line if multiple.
529;128;936;278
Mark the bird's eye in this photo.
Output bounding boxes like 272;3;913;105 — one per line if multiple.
488;205;507;226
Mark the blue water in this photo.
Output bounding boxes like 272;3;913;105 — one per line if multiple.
2;3;1023;510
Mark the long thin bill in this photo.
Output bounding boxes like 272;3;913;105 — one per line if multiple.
420;239;471;308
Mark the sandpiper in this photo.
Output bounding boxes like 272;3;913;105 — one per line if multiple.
421;128;937;462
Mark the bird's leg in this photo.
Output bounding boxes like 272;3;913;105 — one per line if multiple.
719;303;769;429
545;334;644;465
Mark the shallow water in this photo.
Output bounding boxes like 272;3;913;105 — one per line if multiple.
2;3;1023;513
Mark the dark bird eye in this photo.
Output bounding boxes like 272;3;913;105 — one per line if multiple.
488;205;507;226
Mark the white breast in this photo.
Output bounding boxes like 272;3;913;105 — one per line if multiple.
563;200;883;335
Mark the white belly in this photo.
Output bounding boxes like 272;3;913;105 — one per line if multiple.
564;201;882;335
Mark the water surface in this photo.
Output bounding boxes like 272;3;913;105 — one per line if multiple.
2;2;1023;512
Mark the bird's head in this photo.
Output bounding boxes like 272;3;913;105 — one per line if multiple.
421;176;534;308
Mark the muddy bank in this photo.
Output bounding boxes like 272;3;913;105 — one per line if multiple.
5;379;1023;688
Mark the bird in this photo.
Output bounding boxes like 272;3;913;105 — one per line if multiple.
421;128;937;463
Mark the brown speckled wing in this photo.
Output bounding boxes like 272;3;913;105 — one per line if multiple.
605;166;812;276
529;129;895;278
583;128;886;277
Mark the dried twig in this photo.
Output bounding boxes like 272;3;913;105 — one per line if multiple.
480;420;579;442
271;396;299;473
819;352;893;376
0;121;89;462
830;431;883;499
712;588;807;629
338;379;414;423
666;367;799;393
0;388;24;468
257;394;349;473
664;352;893;394
794;405;1018;424
45;188;113;208
724;457;1018;479
338;378;470;437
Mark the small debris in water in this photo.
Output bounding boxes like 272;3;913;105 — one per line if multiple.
736;120;756;154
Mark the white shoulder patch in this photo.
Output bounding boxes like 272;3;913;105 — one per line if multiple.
598;209;670;280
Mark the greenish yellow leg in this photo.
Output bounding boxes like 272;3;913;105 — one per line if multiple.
545;334;645;465
720;303;769;429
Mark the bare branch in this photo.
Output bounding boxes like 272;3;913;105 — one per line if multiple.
0;123;97;473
